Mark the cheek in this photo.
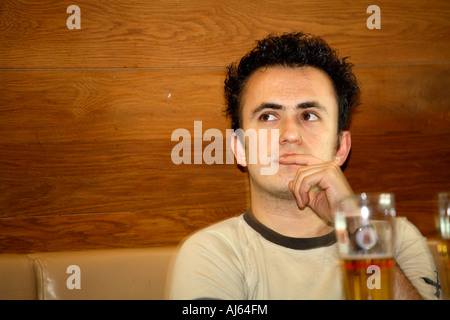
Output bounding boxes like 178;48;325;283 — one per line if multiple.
267;129;280;155
303;131;338;161
249;129;280;155
243;129;280;167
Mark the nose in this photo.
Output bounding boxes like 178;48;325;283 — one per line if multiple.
279;116;302;145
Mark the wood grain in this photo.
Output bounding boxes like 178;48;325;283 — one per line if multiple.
0;209;246;253
352;64;450;133
0;139;250;217
346;132;450;201
0;200;440;254
0;0;449;253
0;0;449;68
1;133;447;217
1;66;449;252
0;68;227;143
1;64;448;144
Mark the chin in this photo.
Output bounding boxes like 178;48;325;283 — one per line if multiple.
277;164;299;177
272;185;296;200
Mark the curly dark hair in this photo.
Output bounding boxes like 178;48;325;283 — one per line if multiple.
224;32;360;133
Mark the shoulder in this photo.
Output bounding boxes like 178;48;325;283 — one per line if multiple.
393;217;428;251
183;215;245;244
393;216;430;261
169;214;252;299
176;214;252;260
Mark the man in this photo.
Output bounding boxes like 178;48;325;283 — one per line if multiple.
169;32;439;299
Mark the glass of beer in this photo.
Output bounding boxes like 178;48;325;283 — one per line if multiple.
335;193;396;300
437;192;450;299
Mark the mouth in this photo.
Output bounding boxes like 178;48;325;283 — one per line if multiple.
279;152;299;158
278;151;304;162
277;151;305;168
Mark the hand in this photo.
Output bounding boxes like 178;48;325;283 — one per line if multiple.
278;154;353;222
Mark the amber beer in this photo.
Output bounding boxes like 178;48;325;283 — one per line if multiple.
341;255;394;300
438;240;450;299
438;193;450;299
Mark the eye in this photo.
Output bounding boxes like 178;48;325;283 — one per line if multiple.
301;112;319;121
259;113;277;121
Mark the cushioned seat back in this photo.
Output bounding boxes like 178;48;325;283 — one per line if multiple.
0;254;37;300
29;247;177;300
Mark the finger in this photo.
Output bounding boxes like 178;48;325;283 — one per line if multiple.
278;153;323;166
289;165;323;207
310;185;323;195
299;172;324;201
290;171;307;208
288;180;303;207
291;165;327;206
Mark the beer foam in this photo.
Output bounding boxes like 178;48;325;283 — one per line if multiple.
341;253;393;260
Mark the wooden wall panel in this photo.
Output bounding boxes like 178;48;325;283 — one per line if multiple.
0;140;250;216
0;69;227;143
0;132;447;253
1;65;448;144
0;208;247;253
0;0;449;68
346;132;450;236
353;64;450;133
347;133;450;200
1;133;447;218
0;0;449;253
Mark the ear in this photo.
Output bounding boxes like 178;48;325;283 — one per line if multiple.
334;131;351;166
230;132;247;167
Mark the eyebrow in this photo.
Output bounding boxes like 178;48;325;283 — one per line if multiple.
252;101;327;116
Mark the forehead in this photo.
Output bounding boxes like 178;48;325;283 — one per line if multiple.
241;65;338;116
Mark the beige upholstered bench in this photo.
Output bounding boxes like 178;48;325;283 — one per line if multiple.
0;247;178;300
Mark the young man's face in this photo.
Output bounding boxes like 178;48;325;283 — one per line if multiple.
236;66;349;199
